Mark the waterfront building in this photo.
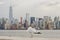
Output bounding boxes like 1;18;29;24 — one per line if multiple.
30;17;35;24
20;17;23;24
5;20;10;30
38;18;44;29
26;13;30;25
54;16;59;29
9;6;14;24
43;16;53;29
24;20;28;29
35;18;39;29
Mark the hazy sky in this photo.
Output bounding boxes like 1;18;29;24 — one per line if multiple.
0;0;60;19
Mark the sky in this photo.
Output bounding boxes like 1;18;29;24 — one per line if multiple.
0;0;60;19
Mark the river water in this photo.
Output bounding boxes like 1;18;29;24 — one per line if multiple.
0;30;60;38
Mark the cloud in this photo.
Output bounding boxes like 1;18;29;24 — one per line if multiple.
0;2;4;5
1;0;60;19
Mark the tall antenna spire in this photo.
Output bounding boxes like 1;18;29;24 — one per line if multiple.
9;0;14;24
10;0;15;7
10;0;12;6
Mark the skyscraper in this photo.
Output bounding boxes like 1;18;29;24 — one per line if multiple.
43;16;53;29
54;16;60;29
30;17;35;24
26;13;30;25
9;6;14;24
20;17;22;24
38;18;43;29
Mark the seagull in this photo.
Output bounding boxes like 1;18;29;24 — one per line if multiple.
27;25;42;38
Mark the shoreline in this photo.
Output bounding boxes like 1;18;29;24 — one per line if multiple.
0;30;59;38
0;36;60;40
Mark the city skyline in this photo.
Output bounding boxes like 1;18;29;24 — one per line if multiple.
0;0;60;19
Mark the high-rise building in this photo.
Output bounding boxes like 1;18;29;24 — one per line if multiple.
30;17;35;24
38;18;44;29
58;17;60;29
54;16;60;29
35;18;39;29
9;6;14;24
14;19;18;24
43;16;49;29
5;20;10;30
43;16;53;29
26;13;30;25
20;17;22;24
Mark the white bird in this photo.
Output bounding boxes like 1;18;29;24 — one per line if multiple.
27;26;41;38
